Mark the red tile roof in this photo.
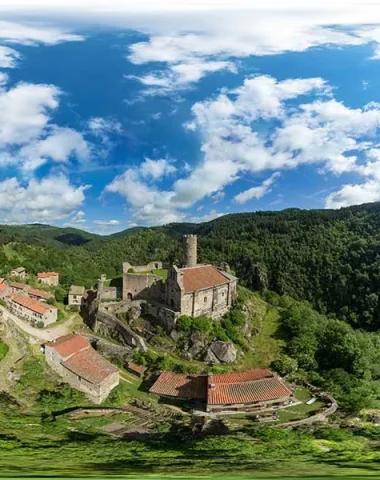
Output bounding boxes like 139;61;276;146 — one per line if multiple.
63;347;119;384
149;372;207;399
211;369;274;384
8;294;52;316
38;272;59;278
128;363;146;375
29;288;54;300
0;284;9;292
180;265;230;293
207;371;292;405
10;282;29;290
45;334;90;358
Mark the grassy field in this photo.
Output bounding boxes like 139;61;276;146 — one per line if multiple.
0;339;9;361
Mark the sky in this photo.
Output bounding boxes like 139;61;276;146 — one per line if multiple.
2;2;380;233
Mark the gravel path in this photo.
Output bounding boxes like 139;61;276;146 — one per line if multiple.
0;306;77;342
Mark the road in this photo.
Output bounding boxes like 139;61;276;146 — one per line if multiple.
0;306;77;342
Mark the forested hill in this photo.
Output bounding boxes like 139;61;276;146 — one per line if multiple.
2;202;380;329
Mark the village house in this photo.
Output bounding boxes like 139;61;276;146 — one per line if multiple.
7;294;58;326
9;267;26;279
28;288;55;303
68;285;85;307
123;235;238;320
38;272;59;287
149;369;293;412
44;334;119;403
9;282;29;295
0;283;10;299
127;363;147;378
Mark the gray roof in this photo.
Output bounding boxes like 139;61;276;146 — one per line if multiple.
69;285;85;295
13;267;25;273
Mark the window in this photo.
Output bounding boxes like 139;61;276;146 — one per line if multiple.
204;297;207;303
222;292;225;297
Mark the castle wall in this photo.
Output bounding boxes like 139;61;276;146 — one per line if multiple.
142;303;180;333
180;283;232;319
122;273;163;302
123;261;163;274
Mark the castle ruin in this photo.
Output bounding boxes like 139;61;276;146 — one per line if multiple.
122;235;238;321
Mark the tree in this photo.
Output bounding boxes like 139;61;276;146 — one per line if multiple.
271;355;298;376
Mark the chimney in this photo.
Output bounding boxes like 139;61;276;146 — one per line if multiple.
183;234;197;268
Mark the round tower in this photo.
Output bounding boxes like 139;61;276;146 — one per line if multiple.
183;234;197;268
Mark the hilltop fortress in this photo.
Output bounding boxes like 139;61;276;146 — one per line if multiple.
122;235;238;320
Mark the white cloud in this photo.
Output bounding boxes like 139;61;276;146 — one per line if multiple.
128;59;236;93
234;172;280;204
0;82;60;146
0;21;84;45
70;210;86;224
0;45;20;68
0;82;90;172
140;158;176;180
187;209;224;223
0;175;88;223
0;72;8;87
19;127;90;171
93;219;120;225
325;181;380;209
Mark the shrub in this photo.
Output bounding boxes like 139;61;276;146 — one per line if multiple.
177;315;193;332
192;316;212;333
36;321;44;329
128;268;135;273
271;354;298;376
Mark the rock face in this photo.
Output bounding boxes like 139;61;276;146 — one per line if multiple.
204;341;237;364
128;305;142;323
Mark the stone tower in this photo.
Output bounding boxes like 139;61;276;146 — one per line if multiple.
183;234;197;268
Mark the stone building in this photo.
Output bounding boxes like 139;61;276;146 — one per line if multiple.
28;288;55;303
38;272;59;287
9;267;26;279
44;334;119;403
150;369;293;412
68;285;85;307
123;234;237;320
7;294;57;326
0;283;10;299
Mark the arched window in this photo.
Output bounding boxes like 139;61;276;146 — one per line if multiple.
127;293;133;301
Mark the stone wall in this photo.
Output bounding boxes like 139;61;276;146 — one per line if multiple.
180;284;233;319
122;273;163;302
45;344;119;404
99;286;118;301
141;303;180;333
123;261;163;273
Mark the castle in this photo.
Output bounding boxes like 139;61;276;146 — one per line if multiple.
122;235;238;320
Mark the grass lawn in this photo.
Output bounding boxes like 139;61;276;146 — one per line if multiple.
0;340;9;361
239;295;285;370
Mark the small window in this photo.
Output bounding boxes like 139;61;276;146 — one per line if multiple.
204;297;207;303
222;292;225;297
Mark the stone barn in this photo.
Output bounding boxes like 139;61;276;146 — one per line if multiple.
44;334;119;403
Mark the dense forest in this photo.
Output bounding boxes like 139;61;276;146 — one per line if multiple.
2;202;380;331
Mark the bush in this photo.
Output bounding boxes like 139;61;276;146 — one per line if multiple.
0;299;6;307
177;315;193;332
36;321;44;329
192;316;212;333
271;354;298;376
128;268;135;273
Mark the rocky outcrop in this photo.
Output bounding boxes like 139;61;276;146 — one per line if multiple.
128;305;142;323
204;341;237;364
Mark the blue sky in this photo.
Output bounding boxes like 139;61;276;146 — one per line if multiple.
2;1;380;233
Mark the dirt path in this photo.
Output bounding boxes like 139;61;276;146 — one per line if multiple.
0;319;24;391
0;306;78;342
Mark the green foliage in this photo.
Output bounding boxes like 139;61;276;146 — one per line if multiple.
271;354;298;376
0;299;6;307
36;321;44;329
176;315;192;332
0;340;9;361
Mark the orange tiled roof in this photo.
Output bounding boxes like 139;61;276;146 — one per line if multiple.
128;363;146;375
45;334;90;358
63;347;118;384
211;369;274;384
10;282;29;290
180;265;230;293
0;284;9;292
8;294;52;316
149;372;207;399
28;288;54;300
207;372;292;405
38;272;59;278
